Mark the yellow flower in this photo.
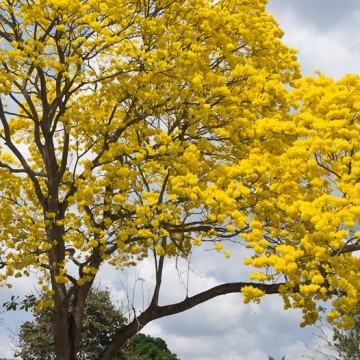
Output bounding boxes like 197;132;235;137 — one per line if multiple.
241;286;265;304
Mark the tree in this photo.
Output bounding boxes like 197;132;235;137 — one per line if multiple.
14;288;177;360
130;334;179;360
0;0;359;359
306;304;360;360
332;310;360;360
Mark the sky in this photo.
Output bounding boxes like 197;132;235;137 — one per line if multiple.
0;1;360;359
268;0;360;79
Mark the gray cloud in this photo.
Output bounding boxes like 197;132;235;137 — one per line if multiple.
268;0;360;31
267;0;360;78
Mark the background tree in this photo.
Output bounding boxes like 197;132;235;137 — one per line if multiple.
130;334;179;360
14;288;178;360
332;310;360;360
306;304;360;360
0;0;360;359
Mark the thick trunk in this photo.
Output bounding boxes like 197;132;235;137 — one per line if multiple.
47;218;75;360
53;297;72;360
51;277;93;360
69;283;93;358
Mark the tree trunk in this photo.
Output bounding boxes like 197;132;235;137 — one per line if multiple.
53;296;72;360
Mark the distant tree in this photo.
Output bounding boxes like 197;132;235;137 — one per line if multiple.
307;305;360;360
332;322;360;359
330;304;360;359
130;334;179;360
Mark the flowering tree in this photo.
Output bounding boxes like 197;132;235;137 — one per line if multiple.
0;0;359;359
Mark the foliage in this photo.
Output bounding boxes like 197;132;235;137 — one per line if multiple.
3;294;37;312
332;308;360;360
130;334;179;360
0;0;359;358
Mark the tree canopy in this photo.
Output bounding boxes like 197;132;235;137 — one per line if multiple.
0;0;359;359
130;334;179;360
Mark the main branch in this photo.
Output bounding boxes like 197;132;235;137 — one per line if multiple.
99;281;283;360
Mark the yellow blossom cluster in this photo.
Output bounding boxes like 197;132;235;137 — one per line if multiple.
242;74;360;326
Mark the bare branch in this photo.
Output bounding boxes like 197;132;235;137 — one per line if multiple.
100;281;283;360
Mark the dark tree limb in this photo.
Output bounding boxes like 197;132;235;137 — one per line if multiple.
99;281;283;360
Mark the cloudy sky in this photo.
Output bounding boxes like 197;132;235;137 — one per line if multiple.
0;1;360;359
268;0;360;79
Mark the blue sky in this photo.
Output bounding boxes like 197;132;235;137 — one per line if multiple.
0;1;360;359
